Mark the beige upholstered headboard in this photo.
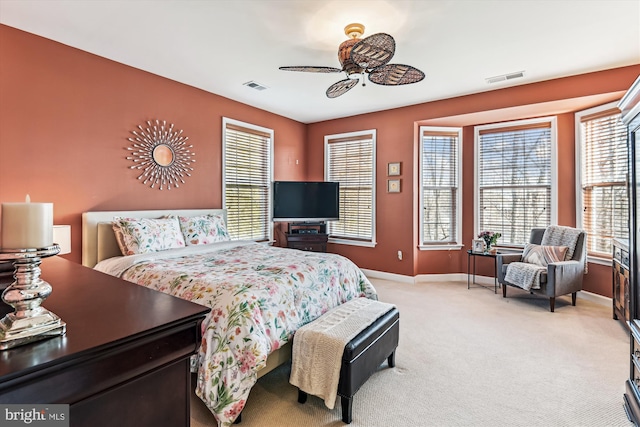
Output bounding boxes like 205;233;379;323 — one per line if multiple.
82;209;227;268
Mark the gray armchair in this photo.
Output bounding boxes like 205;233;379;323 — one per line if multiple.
496;227;587;312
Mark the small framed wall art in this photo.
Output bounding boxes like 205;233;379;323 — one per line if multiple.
388;179;401;193
388;162;401;176
472;239;486;253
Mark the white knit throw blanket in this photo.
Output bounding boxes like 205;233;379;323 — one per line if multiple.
289;297;395;409
504;262;545;291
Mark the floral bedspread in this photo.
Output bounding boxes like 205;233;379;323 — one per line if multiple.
95;241;376;427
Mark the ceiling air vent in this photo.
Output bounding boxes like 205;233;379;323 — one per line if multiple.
243;81;268;91
485;71;525;84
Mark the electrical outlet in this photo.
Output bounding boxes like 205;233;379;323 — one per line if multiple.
397;250;403;260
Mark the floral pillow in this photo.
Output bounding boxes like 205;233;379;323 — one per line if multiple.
178;213;231;245
112;216;185;256
522;243;568;268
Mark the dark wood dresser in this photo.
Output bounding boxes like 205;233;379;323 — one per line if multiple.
0;257;209;427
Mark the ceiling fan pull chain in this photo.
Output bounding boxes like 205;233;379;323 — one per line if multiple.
362;74;366;87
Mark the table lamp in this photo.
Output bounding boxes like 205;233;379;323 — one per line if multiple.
53;225;72;255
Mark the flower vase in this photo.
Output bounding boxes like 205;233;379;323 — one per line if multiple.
483;239;491;253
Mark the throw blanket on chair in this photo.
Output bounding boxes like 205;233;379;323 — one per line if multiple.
541;225;580;260
504;262;546;291
289;297;395;409
541;225;587;273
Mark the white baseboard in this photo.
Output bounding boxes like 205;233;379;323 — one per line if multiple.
577;290;611;307
361;270;611;307
360;269;415;284
415;273;467;283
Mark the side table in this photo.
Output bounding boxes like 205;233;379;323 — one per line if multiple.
467;250;499;293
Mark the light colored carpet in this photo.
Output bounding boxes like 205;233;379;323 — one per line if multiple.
191;278;631;427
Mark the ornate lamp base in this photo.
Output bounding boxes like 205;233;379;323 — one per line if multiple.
0;246;66;350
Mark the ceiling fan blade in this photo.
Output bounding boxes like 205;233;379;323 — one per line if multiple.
368;64;425;86
279;66;342;73
326;78;358;98
350;33;395;70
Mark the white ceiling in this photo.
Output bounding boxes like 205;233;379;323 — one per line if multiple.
1;0;639;124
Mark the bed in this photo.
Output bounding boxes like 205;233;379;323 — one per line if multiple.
81;209;377;427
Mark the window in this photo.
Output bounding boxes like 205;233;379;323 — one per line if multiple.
222;118;273;241
419;126;462;248
576;102;628;258
325;130;376;247
475;117;556;246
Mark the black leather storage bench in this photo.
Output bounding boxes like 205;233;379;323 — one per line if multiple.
297;306;400;424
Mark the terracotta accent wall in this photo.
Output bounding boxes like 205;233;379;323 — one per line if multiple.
0;25;306;264
307;65;640;297
306;109;417;277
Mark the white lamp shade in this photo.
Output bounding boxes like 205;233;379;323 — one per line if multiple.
53;225;71;255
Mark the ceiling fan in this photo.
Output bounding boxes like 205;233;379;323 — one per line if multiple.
280;23;425;98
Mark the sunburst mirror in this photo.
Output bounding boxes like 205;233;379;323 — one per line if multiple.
126;119;195;190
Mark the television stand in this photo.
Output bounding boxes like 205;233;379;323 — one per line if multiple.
286;222;328;253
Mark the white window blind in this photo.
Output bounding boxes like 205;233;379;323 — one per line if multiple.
420;127;461;245
476;119;554;245
578;106;628;256
223;119;272;241
325;131;376;245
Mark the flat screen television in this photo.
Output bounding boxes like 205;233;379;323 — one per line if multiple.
272;181;339;222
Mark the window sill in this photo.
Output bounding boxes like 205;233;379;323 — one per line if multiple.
328;238;376;248
587;255;612;266
418;244;463;251
492;246;524;254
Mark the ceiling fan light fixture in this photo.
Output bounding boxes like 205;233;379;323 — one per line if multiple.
279;23;425;98
338;38;362;75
